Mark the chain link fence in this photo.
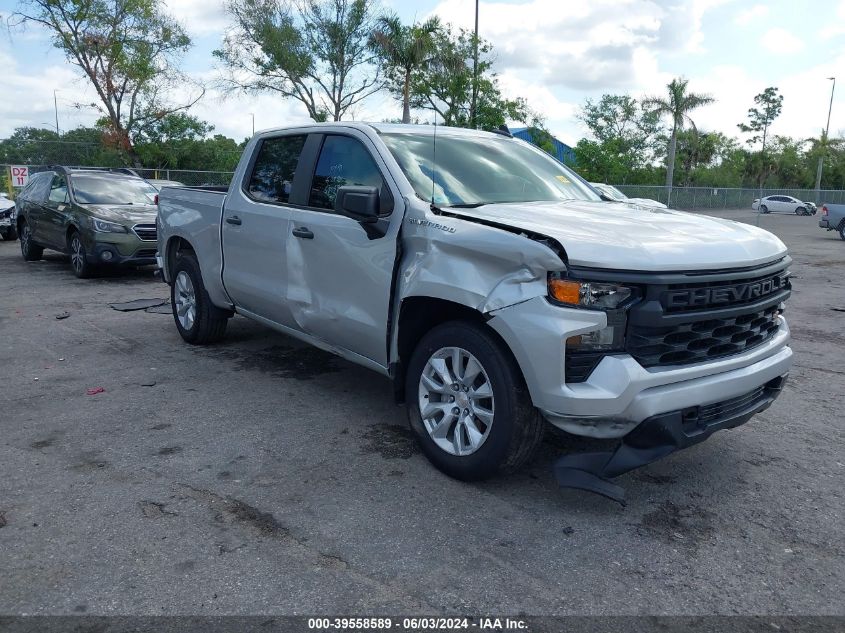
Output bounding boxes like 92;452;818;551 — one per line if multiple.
4;160;845;211
2;164;234;195
614;185;845;210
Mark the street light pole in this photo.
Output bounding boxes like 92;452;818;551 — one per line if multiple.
814;77;836;204
470;0;479;129
249;113;255;136
53;89;60;135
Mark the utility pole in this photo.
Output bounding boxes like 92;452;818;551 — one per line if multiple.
470;0;479;129
249;113;255;136
814;77;836;205
53;89;60;135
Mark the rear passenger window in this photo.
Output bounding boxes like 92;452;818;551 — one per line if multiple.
308;135;393;214
246;135;306;204
21;173;50;203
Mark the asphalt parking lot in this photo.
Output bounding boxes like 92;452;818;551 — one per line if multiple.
1;209;843;616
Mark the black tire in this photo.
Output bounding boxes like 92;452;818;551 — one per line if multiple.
19;220;43;261
68;230;96;279
761;205;769;214
795;206;805;215
170;252;229;344
405;320;544;481
839;223;845;241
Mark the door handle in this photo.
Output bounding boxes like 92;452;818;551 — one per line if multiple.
292;226;314;239
225;215;242;225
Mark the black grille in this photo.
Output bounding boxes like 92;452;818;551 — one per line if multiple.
133;224;157;241
697;386;765;426
135;249;156;258
628;304;781;367
679;376;785;434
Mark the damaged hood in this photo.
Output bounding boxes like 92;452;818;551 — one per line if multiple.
448;200;787;271
85;204;158;225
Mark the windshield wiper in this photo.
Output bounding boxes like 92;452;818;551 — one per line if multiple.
446;202;487;209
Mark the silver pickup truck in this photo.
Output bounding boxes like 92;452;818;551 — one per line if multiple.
157;123;792;500
819;203;845;240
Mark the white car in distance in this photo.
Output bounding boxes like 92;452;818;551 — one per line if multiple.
752;195;815;215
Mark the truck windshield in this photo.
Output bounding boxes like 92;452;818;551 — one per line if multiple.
380;131;600;207
72;176;158;205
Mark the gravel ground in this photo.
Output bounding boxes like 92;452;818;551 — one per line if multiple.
0;208;842;616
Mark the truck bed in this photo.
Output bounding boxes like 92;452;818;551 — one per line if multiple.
157;186;229;306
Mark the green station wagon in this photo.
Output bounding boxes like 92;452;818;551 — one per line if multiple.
16;168;159;278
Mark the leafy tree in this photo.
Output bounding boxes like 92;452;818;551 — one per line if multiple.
738;87;783;187
370;14;440;124
578;94;663;176
409;26;529;129
579;94;663;162
216;0;382;122
643;78;714;199
12;0;200;164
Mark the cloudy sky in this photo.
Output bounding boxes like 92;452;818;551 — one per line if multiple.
0;0;843;147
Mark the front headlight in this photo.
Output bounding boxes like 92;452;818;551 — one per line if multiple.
548;275;633;310
549;273;637;353
91;218;128;233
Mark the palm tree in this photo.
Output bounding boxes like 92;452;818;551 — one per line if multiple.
643;78;714;205
370;14;441;124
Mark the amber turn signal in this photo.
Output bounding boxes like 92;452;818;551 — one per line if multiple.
549;278;582;305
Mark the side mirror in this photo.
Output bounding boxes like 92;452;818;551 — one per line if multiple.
335;185;379;223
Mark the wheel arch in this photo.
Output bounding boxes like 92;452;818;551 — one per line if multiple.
164;235;196;282
391;296;527;404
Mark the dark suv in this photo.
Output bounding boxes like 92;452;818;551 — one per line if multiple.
15;168;159;278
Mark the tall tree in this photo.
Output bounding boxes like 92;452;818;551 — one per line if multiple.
578;94;664;172
12;0;200;163
370;14;440;124
409;26;529;129
216;0;382;122
643;78;714;203
738;87;783;186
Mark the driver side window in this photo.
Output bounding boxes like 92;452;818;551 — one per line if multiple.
308;135;393;215
48;175;68;204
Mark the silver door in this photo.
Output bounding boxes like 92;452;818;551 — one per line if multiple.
221;134;307;325
285;133;400;366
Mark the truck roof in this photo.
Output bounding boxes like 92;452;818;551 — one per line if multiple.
254;121;514;141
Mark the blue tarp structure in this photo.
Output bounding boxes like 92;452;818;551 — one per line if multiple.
511;127;576;165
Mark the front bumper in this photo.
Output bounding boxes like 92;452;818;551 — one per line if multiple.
488;296;792;439
83;232;156;266
553;375;787;502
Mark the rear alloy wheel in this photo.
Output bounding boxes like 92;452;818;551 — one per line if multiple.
170;252;229;344
19;221;43;261
69;231;95;278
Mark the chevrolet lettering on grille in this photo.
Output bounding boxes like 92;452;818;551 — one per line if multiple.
665;273;789;309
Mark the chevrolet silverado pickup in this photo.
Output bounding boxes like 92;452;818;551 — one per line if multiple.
156;123;792;498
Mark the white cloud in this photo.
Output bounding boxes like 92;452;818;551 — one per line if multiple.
760;27;805;55
734;4;769;26
162;0;229;37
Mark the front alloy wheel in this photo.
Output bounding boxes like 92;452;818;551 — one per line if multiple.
174;270;197;331
406;321;544;481
418;346;495;456
69;232;93;278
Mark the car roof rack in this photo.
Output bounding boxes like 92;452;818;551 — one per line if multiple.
44;166;142;178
